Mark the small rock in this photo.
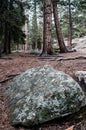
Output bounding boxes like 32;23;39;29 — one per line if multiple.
75;71;86;84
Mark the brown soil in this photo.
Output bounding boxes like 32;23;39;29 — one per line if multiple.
0;50;86;130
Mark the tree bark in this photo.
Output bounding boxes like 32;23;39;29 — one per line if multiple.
68;0;72;47
3;0;11;54
3;0;13;54
3;22;9;54
0;49;1;57
41;0;53;56
52;1;68;53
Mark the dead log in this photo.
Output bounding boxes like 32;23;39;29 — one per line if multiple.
0;57;12;60
56;56;86;61
38;55;63;61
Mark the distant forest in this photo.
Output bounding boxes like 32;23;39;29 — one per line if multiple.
0;0;86;55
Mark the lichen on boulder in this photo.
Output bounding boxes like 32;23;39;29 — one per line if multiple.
4;65;86;127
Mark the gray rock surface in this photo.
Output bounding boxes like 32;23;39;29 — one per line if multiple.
5;65;86;127
75;71;86;84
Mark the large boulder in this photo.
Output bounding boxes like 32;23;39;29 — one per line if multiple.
4;66;86;127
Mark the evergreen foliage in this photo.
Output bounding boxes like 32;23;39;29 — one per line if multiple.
0;0;29;53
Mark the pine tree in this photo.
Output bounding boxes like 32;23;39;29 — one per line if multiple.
31;0;38;50
0;0;28;54
52;0;68;53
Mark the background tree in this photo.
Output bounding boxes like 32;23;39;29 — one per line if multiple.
68;0;72;47
0;0;28;54
59;0;86;39
52;0;68;53
28;0;43;51
31;0;38;50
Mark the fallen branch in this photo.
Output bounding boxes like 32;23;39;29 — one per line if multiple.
6;73;20;77
0;57;12;60
0;73;20;83
56;56;86;61
38;57;56;59
38;56;63;61
0;77;13;83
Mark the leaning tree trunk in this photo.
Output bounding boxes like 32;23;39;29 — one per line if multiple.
52;1;68;53
41;0;53;56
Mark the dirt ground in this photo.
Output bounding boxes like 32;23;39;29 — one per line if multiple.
0;49;86;130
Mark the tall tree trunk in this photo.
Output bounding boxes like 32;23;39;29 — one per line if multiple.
52;1;68;53
8;0;14;54
32;0;38;50
0;43;1;57
68;0;72;47
3;22;9;54
3;0;11;54
3;0;8;54
8;30;11;53
41;0;53;56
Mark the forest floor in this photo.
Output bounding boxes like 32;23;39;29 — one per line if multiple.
0;48;86;130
